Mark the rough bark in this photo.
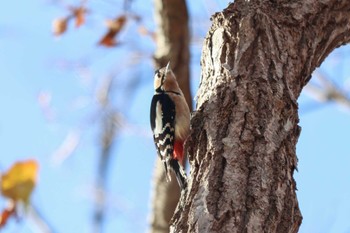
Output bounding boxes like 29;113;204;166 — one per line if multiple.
171;0;350;232
149;0;191;233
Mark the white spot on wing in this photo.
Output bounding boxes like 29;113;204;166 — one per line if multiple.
154;101;163;135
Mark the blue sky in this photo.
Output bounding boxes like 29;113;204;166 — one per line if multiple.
1;0;350;233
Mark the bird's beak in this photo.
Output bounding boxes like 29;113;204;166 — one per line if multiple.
165;61;170;74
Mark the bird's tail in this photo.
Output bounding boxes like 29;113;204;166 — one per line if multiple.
169;159;187;190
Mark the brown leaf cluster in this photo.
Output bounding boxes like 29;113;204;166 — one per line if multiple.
52;6;87;36
52;8;154;48
99;15;127;47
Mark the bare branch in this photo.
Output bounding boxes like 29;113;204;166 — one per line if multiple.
27;204;57;233
305;72;350;109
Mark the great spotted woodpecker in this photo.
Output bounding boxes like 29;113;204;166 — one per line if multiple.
150;62;190;189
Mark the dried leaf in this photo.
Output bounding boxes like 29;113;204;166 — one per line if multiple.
99;15;127;47
137;25;148;36
106;15;127;32
1;160;39;203
72;7;87;28
137;25;156;40
0;202;16;228
52;17;68;36
99;31;119;47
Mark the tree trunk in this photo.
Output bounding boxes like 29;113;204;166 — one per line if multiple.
150;0;191;233
171;0;350;232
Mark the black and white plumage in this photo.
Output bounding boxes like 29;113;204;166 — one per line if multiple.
150;62;190;190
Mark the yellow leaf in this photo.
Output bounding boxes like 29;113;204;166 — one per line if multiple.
1;160;39;204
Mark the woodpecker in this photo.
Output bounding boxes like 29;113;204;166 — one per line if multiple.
150;62;190;190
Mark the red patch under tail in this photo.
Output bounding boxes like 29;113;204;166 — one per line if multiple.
173;140;184;165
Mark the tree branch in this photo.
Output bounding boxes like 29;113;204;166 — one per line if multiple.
305;72;350;109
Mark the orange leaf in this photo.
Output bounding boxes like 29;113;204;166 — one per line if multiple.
137;25;148;36
72;7;87;28
99;31;118;47
137;25;156;41
106;15;127;33
99;15;127;47
1;160;39;204
0;202;16;228
52;17;69;36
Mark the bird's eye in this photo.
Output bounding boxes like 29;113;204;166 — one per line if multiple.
154;69;160;75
